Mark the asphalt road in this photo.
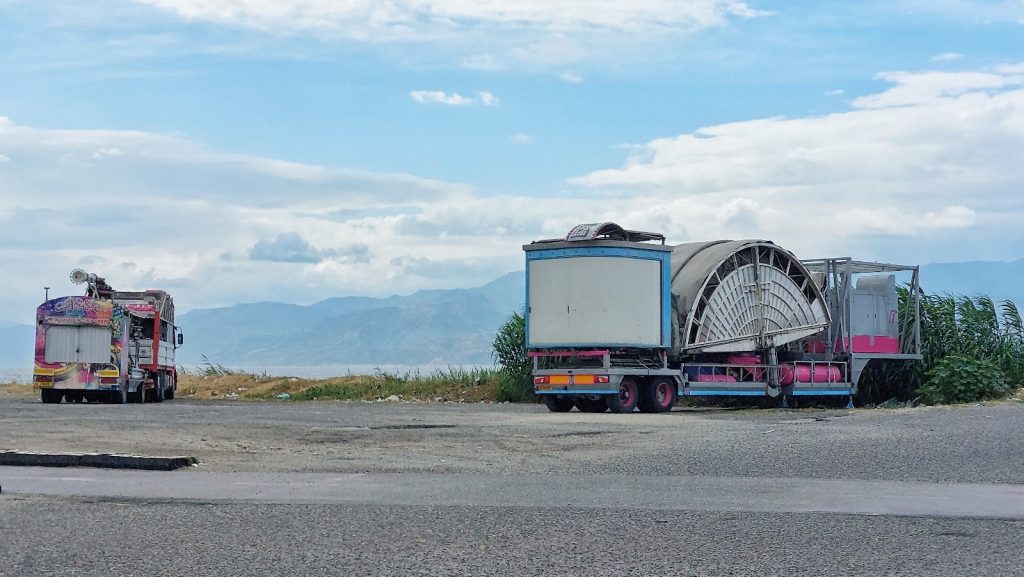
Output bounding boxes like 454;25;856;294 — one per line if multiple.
2;398;1024;575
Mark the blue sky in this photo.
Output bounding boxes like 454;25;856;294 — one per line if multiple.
1;0;1023;322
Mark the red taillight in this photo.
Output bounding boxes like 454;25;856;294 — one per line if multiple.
33;375;53;383
534;376;549;385
595;375;610;383
99;377;118;384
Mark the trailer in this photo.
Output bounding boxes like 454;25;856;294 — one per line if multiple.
525;223;921;413
32;270;183;404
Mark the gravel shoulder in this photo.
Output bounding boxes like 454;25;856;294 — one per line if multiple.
1;395;1023;484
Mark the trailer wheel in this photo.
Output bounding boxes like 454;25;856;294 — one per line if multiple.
543;396;575;412
638;379;676;413
40;389;63;404
607;378;639;413
575;397;607;413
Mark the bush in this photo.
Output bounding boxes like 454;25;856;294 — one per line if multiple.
492;311;533;402
916;354;1012;404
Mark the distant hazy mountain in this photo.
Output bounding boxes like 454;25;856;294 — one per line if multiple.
2;259;1020;372
175;271;526;366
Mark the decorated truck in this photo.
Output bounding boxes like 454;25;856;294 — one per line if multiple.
32;270;183;404
525;223;922;413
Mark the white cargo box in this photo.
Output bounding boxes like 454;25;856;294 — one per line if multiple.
524;241;672;349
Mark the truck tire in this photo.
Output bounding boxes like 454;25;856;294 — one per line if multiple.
165;376;175;400
40;389;63;404
575;397;607;413
154;376;165;403
110;386;127;404
607;378;639;413
543;396;574;412
638;378;676;413
65;391;84;403
129;383;145;403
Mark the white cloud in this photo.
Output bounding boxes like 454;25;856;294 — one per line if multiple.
851;70;1021;109
461;53;500;70
559;71;584;83
510;132;533;144
995;62;1024;74
0;154;9;162
570;64;1024;263
135;0;764;37
931;52;964;62
133;0;765;66
824;89;844;96
477;91;499;106
4;63;1024;325
410;90;473;106
91;147;123;159
0;115;473;320
409;90;499;106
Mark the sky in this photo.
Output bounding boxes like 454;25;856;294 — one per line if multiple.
1;0;1023;323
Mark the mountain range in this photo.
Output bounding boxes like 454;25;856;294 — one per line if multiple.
1;259;1021;370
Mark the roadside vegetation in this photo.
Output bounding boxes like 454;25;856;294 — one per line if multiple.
177;366;500;402
492;311;533;402
859;292;1024;405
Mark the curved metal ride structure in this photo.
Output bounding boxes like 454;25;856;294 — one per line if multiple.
670;240;830;353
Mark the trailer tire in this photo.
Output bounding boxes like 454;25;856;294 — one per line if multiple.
638;378;676;413
575;397;607;413
607;378;639;413
40;389;63;404
543;396;575;412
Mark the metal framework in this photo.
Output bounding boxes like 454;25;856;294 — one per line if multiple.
800;258;922;390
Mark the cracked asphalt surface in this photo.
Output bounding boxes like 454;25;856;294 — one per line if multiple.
2;397;1023;575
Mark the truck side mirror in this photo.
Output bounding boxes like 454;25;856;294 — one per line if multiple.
177;332;184;346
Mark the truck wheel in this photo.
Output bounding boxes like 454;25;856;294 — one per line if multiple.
607;378;639;413
575;397;607;413
154;378;165;403
638;378;676;413
110;386;127;404
64;391;83;403
40;389;63;404
129;384;145;404
543;396;574;412
165;376;175;400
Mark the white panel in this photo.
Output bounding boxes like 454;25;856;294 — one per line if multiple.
529;257;661;346
44;326;80;363
43;326;111;363
77;326;112;363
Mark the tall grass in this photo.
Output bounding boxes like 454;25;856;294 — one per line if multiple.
859;289;1024;403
